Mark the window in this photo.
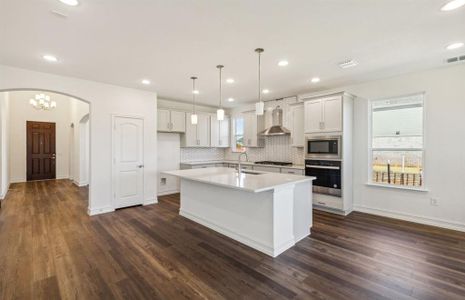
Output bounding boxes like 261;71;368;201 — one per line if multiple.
370;93;424;187
232;117;246;152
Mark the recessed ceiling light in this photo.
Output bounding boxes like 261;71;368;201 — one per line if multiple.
310;77;321;83
228;98;235;102
262;89;270;94
226;78;235;84
59;0;79;6
446;42;464;50
338;59;359;69
141;79;151;85
43;55;58;62
441;0;465;11
192;90;199;94
278;60;289;67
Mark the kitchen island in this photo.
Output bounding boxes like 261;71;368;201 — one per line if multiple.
163;167;315;257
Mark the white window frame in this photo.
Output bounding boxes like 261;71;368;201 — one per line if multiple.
231;116;245;153
367;92;428;192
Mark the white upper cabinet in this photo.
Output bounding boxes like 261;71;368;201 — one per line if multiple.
243;111;264;148
157;109;171;132
304;95;342;133
290;103;304;147
196;114;210;146
170;111;186;132
211;115;230;148
322;96;342;132
182;112;210;147
157;109;186;133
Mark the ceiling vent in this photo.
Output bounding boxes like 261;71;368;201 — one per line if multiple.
338;59;359;69
445;55;465;64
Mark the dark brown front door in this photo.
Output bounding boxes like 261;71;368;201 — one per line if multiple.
27;121;56;181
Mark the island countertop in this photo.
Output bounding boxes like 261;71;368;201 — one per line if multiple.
163;167;315;193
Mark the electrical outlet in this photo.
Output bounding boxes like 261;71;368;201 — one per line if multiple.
430;198;439;206
160;177;167;185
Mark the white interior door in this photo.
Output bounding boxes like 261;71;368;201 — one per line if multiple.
113;116;144;209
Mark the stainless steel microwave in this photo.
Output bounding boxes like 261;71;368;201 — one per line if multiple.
305;135;342;159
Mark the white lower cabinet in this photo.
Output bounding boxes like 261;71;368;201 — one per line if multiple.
253;166;280;173
313;193;344;210
280;168;304;175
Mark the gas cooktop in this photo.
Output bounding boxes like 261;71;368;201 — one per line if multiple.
254;161;293;166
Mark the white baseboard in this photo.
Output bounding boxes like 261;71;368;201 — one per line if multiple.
180;209;294;257
143;197;158;205
10;176;69;184
0;182;10;200
87;206;114;216
73;180;88;187
157;190;180;196
354;205;465;232
10;178;25;184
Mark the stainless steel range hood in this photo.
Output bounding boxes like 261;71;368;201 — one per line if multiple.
259;106;291;136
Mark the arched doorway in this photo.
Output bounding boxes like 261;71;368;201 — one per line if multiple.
0;89;91;212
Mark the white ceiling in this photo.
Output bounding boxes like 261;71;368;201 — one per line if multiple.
1;0;464;107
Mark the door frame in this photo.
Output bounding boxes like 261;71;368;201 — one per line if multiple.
26;121;56;181
111;114;145;209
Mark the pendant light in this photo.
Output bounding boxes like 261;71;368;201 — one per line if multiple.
190;76;198;125
255;48;265;115
216;65;225;121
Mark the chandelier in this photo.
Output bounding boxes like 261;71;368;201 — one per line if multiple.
29;94;57;110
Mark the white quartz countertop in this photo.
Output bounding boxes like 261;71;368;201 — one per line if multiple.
179;160;305;170
163;167;315;193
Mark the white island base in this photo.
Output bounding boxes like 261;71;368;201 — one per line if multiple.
165;168;314;257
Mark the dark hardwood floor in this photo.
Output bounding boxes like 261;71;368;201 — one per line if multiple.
1;180;465;299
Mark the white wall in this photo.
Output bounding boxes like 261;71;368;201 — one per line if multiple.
0;65;157;215
0;92;10;199
69;98;90;186
157;132;181;195
8;91;72;182
301;64;465;231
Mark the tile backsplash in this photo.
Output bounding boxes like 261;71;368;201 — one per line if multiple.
225;135;304;165
180;147;225;162
180;136;304;165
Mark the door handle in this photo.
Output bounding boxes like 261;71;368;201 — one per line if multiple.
137;165;144;168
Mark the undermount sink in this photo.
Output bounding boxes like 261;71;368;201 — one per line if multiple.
237;170;263;175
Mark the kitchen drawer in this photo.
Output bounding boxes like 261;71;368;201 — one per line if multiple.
280;168;304;175
313;193;343;210
253;166;280;173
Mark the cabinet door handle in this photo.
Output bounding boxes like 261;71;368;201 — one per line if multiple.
317;201;326;206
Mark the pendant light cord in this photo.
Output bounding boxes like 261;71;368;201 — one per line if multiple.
191;76;197;114
255;48;264;103
217;65;224;109
258;51;261;102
